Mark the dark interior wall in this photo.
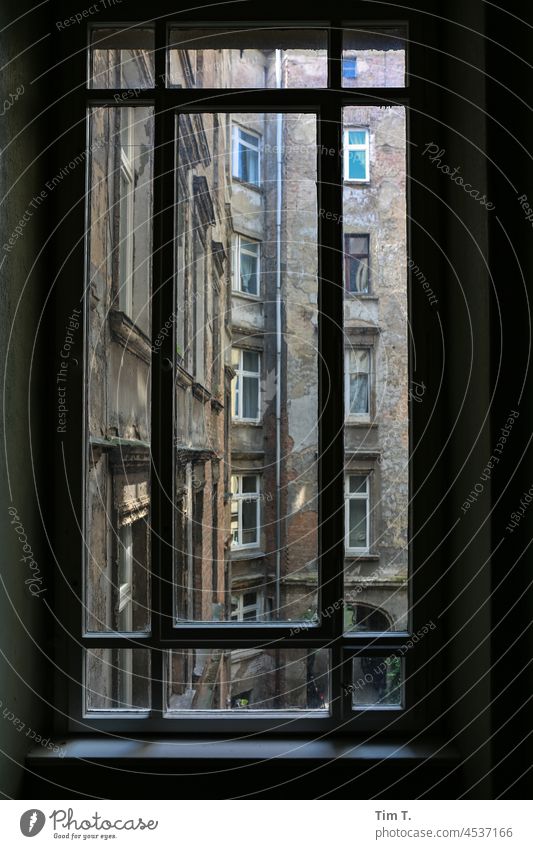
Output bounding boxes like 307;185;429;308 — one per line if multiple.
486;0;533;799
0;0;53;798
438;0;493;798
0;0;531;800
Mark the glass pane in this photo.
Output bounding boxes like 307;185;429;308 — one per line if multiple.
350;348;369;373
166;649;329;711
242;376;259;419
240;249;258;294
348;149;367;180
238;144;259;185
348;235;368;254
85;649;150;712
348;130;366;146
344;106;408;632
242;475;258;493
168;28;327;88
241;500;257;544
85;106;153;633
349;475;367;494
342;26;407;88
174;113;319;622
242;350;259;372
89;27;155;88
351;656;403;707
348;499;367;548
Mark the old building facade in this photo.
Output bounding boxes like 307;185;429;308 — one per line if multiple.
85;37;407;711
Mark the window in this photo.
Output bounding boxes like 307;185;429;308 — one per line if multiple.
232;125;261;185
231;474;261;549
344;234;369;293
231;348;261;421
344;128;369;182
231;590;261;620
345;348;371;417
345;474;370;553
234;236;260;296
77;23;410;730
343;56;358;79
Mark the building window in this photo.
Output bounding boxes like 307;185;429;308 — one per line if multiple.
234;235;260;296
345;348;371;417
345;474;370;553
344;234;370;293
343;56;358;79
232;125;261;186
344;128;369;181
231;348;261;421
231;474;261;549
231;590;261;620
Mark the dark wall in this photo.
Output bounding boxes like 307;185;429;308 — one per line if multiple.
0;0;54;798
0;0;531;799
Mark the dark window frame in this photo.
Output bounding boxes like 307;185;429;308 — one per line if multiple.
53;13;438;737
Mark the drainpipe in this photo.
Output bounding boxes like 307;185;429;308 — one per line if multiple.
275;50;282;618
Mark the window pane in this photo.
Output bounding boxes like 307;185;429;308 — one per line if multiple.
342;26;407;88
343;106;408;632
238;143;259;185
240;247;259;295
349;475;367;494
242;376;259;418
242;350;259;372
242;475;258;493
241;500;258;544
348;130;367;146
348;149;367;180
85;649;150;712
174;113;318;622
168;29;327;88
351;656;403;707
89;27;155;88
348;499;367;548
348;235;368;254
85;106;153;633
166;649;329;711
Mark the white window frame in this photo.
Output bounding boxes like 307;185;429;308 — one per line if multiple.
345;473;370;554
232;348;261;422
345;347;371;420
343;127;370;182
232;124;261;186
117;522;134;632
233;234;261;296
118;107;135;316
230;590;262;621
231;474;261;550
